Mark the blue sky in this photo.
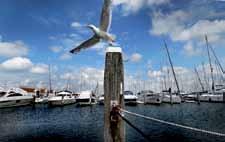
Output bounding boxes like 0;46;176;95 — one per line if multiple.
0;0;225;92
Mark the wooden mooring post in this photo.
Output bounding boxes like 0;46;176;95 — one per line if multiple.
104;46;125;142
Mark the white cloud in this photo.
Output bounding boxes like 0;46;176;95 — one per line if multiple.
113;0;169;15
130;53;142;62
0;57;49;74
71;22;82;28
147;0;170;5
148;70;163;78
49;36;57;40
30;64;48;74
183;42;202;57
176;20;225;42
60;53;72;60
113;0;145;14
49;46;63;53
150;9;225;57
150;10;189;38
151;10;225;43
0;40;28;57
0;57;33;71
146;66;196;92
60;67;104;93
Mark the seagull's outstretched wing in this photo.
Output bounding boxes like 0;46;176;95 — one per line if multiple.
70;35;100;54
100;0;112;32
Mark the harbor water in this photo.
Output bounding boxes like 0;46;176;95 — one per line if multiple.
0;103;225;142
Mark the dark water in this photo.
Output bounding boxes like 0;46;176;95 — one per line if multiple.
0;103;225;142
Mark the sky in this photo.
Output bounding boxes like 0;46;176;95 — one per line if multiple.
0;0;225;93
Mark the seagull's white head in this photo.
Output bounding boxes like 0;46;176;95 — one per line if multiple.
87;24;98;32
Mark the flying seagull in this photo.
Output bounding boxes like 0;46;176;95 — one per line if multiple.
70;0;114;54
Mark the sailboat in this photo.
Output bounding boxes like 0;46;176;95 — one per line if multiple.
161;41;181;104
199;35;225;103
35;64;53;104
48;72;76;106
48;90;76;106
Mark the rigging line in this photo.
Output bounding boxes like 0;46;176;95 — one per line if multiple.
118;113;151;142
121;109;225;137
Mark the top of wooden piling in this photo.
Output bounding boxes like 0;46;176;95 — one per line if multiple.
106;46;122;53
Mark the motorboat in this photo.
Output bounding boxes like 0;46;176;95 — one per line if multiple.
144;92;162;105
161;90;181;104
137;90;162;105
35;97;48;104
34;89;49;104
199;93;224;103
137;90;153;104
0;88;34;108
98;94;104;105
124;91;138;106
76;90;97;106
48;90;76;106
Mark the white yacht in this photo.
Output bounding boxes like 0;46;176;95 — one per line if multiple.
200;93;224;102
137;90;162;105
34;89;49;104
0;88;34;108
144;93;162;105
76;90;97;106
124;91;138;105
35;96;48;104
199;85;225;103
48;90;76;106
161;91;181;104
98;94;104;105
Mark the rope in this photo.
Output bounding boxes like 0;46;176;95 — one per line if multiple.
121;109;225;137
118;113;151;142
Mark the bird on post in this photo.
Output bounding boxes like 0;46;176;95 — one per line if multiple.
70;0;115;54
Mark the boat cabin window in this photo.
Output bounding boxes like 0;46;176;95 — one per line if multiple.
8;93;23;97
0;92;6;97
8;91;16;94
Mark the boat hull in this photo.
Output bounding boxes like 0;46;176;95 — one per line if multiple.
48;96;76;106
35;97;48;104
0;98;34;108
144;95;162;105
162;95;181;104
76;98;96;106
200;94;224;103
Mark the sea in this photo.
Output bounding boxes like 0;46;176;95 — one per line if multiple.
0;103;225;142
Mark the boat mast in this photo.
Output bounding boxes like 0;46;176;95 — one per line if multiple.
66;77;70;90
194;67;204;92
209;44;224;74
205;35;215;92
164;41;180;94
48;64;52;93
202;62;210;90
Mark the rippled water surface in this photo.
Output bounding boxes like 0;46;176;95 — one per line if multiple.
0;103;225;142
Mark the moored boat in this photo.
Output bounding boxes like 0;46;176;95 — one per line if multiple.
0;88;34;108
97;94;104;105
48;90;76;106
161;90;181;104
76;90;97;106
124;91;138;106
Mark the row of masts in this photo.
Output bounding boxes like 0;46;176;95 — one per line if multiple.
163;35;224;95
16;35;223;96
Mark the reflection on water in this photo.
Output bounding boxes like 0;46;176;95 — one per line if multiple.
0;103;225;142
